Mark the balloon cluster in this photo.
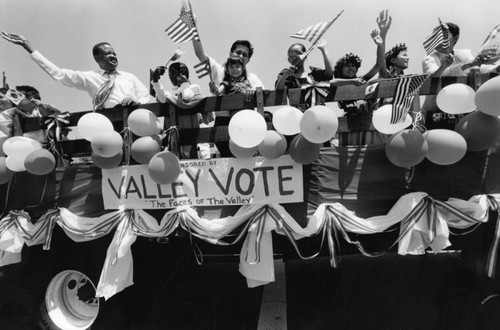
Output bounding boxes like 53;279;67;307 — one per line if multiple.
228;105;339;164
78;113;124;167
0;136;56;183
79;109;181;185
385;80;500;168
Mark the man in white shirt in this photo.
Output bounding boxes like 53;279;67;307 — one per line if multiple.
4;34;152;109
192;39;264;90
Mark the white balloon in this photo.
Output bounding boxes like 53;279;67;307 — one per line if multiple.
128;108;162;137
372;104;412;134
77;113;114;141
300;105;338;143
436;83;476;114
2;136;42;157
272;106;303;135
6;155;27;172
228;110;267;148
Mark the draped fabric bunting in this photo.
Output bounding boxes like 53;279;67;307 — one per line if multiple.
0;192;498;300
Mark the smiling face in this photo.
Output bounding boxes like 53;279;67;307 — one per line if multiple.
94;44;118;72
287;44;305;67
392;50;409;69
230;45;251;66
227;63;243;78
341;62;358;78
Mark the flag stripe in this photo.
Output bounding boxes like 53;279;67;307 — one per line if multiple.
165;9;200;44
391;75;429;124
290;19;332;43
194;59;211;79
423;21;450;55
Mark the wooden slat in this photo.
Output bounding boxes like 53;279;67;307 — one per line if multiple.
19;72;500;155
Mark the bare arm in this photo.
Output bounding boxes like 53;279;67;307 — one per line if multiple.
374;10;392;78
316;38;334;76
192;39;208;62
330;77;365;87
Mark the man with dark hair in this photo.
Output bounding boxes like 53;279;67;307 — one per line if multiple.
4;35;151;109
422;22;473;77
192;38;263;90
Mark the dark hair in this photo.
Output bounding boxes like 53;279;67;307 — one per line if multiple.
384;43;407;68
168;62;189;86
223;56;247;81
0;87;8;95
15;85;41;100
333;53;362;78
288;43;306;53
92;42;111;56
230;40;254;59
445;22;460;38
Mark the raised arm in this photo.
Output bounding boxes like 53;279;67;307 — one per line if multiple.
374;10;392;78
316;38;334;76
2;33;34;53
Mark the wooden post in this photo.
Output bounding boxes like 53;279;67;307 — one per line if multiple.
122;107;131;165
469;68;482;91
255;87;264;116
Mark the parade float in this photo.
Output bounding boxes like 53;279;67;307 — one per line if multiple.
0;68;499;328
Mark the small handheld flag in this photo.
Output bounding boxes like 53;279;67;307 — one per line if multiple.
165;48;185;67
290;11;343;45
194;58;211;79
165;0;200;44
423;19;450;55
391;74;429;124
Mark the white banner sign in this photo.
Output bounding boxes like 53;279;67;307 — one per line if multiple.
102;155;303;209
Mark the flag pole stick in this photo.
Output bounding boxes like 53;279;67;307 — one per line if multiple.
186;0;212;82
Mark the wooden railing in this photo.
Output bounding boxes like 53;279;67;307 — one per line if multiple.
17;70;498;158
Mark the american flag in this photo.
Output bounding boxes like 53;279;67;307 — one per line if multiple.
391;75;429;124
290;11;343;45
290;19;333;44
423;19;450;55
165;1;200;44
194;58;211;79
168;48;185;63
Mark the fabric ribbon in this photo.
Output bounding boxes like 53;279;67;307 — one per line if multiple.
43;112;71;165
321;205;382;268
301;76;330;106
0;210;33;267
28;208;60;250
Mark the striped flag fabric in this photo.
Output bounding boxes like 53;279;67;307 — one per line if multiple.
290;19;334;45
391;75;429;124
194;58;211;79
165;1;200;44
423;19;450;55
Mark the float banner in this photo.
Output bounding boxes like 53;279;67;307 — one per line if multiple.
102;155;303;209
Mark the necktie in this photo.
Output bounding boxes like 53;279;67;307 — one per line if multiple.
93;71;117;110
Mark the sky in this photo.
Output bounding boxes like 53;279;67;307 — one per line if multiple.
0;0;499;112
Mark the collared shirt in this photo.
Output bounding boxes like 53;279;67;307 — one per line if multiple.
30;51;152;109
422;49;474;76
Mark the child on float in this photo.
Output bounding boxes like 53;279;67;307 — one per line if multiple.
151;62;204;158
209;56;258;157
